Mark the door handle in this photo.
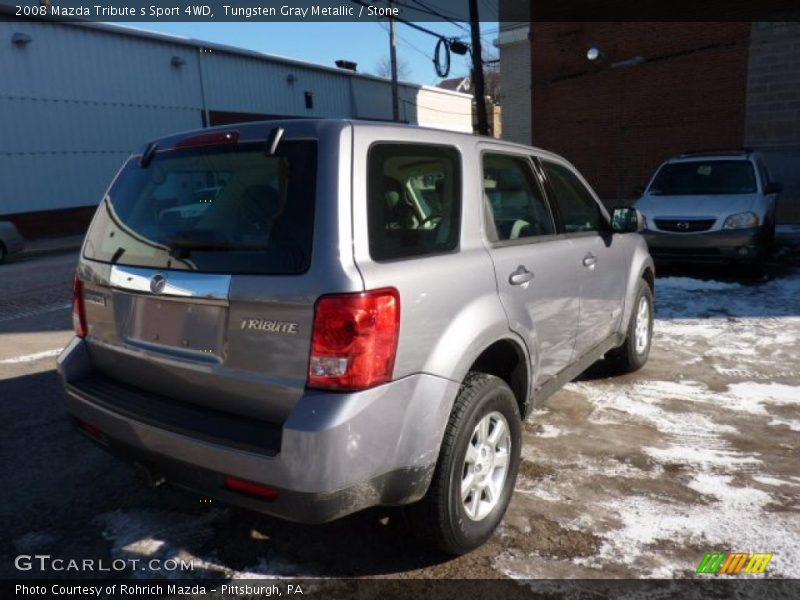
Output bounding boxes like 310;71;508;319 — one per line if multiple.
509;265;534;286
582;253;598;268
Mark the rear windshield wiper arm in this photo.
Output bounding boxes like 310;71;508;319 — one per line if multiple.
166;239;266;257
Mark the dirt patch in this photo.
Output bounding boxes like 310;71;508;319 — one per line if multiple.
764;495;800;513
662;462;690;476
518;460;555;482
607;474;713;506
500;516;601;560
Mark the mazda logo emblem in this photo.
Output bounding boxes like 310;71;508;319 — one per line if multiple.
677;222;690;230
150;273;167;294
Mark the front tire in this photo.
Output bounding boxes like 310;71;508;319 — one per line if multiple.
406;373;521;555
608;279;653;373
0;243;6;264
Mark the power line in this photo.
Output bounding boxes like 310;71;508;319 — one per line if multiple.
377;20;433;61
422;0;474;23
350;0;487;80
349;0;453;42
479;0;499;18
407;0;468;31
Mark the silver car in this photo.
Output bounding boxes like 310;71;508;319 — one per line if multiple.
635;149;781;266
0;221;25;263
59;120;654;554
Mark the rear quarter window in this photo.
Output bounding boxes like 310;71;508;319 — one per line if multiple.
367;143;461;261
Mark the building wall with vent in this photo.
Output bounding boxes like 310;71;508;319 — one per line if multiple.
0;18;471;238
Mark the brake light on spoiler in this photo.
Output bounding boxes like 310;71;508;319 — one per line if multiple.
174;130;240;149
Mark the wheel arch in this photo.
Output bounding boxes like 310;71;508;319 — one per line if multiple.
642;265;655;294
621;241;656;334
466;336;532;420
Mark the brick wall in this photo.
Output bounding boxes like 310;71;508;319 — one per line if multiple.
531;22;751;202
745;21;800;222
746;21;800;146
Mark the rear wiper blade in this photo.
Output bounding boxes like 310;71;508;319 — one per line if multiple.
166;239;266;257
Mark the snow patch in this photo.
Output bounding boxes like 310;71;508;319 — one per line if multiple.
726;382;800;404
753;475;798;487
645;445;762;468
122;537;165;557
96;509;283;579
583;473;799;577
658;277;743;292
768;418;800;432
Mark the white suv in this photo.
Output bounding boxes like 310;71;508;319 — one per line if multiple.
635;149;781;267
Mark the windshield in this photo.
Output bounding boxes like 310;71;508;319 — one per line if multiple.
83;140;317;274
648;160;756;196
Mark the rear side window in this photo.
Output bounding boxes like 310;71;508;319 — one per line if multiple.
483;153;555;241
649;160;756;195
367;144;460;261
542;161;605;233
83;140;317;274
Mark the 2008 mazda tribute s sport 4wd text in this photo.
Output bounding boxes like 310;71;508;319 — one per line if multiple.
59;119;654;554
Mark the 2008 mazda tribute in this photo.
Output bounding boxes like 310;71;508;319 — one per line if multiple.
59;119;654;554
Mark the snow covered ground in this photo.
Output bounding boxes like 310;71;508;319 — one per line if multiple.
498;268;800;579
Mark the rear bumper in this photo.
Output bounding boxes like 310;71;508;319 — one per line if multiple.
643;227;762;262
58;337;458;523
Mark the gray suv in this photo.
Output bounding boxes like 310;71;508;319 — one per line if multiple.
59;120;654;554
635;149;781;266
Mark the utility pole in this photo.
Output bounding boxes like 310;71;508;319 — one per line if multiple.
468;0;489;135
389;1;400;121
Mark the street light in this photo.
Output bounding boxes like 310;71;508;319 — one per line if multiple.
587;47;606;62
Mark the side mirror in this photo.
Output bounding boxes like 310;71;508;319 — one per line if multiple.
612;207;645;233
764;182;783;195
632;184;645;197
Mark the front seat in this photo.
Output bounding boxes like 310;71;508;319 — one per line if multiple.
382;177;417;230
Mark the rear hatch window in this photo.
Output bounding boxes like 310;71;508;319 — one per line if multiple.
84;140;317;274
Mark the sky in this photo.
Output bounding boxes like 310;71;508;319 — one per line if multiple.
122;21;500;86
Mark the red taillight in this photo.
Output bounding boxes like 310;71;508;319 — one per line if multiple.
224;477;279;501
72;274;88;338
308;288;400;391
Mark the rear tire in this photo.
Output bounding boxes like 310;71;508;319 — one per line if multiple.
406;373;521;555
0;243;7;264
608;279;653;373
